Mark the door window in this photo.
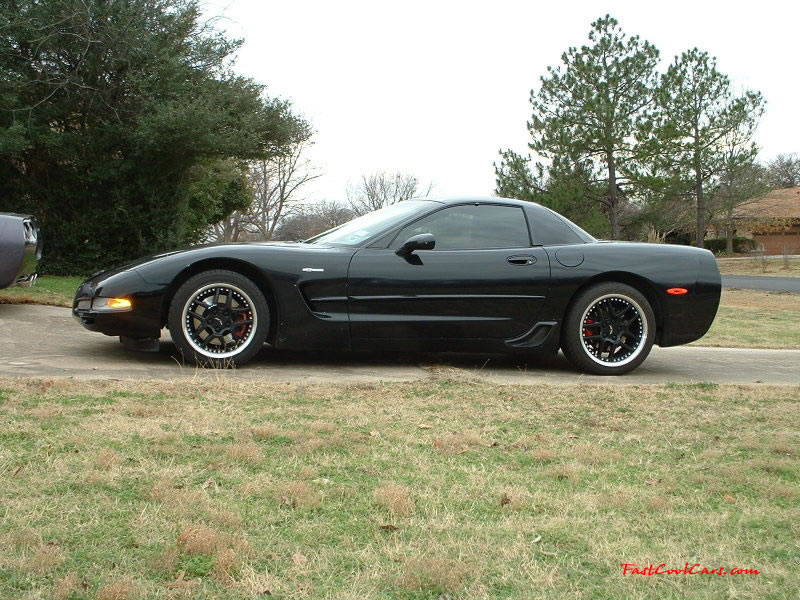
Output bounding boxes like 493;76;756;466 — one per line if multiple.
394;204;530;250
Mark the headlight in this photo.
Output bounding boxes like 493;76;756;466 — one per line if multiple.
92;297;133;311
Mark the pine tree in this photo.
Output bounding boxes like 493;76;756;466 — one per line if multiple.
646;49;764;247
526;15;660;239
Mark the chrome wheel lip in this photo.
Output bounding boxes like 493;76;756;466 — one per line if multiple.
181;283;258;360
579;293;647;368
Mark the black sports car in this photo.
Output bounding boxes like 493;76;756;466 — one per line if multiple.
0;213;41;289
73;197;721;375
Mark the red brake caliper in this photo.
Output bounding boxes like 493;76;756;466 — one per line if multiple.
583;318;594;338
233;311;251;338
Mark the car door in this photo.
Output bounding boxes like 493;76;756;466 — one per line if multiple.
347;203;550;339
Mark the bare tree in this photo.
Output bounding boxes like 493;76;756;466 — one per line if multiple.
347;172;432;216
244;139;320;238
273;201;354;241
765;153;800;189
207;137;319;242
713;159;768;254
207;209;247;243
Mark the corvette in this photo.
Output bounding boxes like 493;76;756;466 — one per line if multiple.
73;197;721;375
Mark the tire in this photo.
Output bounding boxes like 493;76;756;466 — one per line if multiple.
168;270;269;367
561;282;655;376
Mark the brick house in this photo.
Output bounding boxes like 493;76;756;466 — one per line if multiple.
734;187;800;254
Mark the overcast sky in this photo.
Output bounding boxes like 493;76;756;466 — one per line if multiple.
203;0;799;203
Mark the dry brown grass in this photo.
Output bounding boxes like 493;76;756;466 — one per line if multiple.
293;432;355;454
646;494;674;511
274;481;321;509
128;403;169;418
150;476;210;514
531;448;560;463
720;289;800;311
27;403;63;418
309;422;337;434
8;528;40;551
52;572;79;600
95;448;121;470
398;556;468;593
27;543;64;572
176;525;225;556
208;508;242;529
769;433;797;456
570;443;623;465
498;488;531;511
432;431;488;453
374;483;415;517
212;548;239;583
225;442;262;464
298;466;317;479
249;424;279;440
151;545;179;575
507;433;547;450
717;256;800;277
544;462;584;483
95;577;138;600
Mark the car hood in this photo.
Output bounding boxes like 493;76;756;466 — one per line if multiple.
88;241;332;281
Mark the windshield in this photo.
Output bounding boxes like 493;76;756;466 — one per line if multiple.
306;200;433;246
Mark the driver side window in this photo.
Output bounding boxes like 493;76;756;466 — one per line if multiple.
394;204;530;250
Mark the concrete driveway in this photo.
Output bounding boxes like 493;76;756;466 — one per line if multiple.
722;275;800;293
1;304;798;385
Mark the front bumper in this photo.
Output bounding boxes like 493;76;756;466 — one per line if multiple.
73;272;165;339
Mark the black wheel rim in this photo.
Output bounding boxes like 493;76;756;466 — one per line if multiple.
580;293;647;367
181;283;257;358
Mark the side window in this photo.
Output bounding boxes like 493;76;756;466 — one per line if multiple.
394;205;530;250
530;207;586;245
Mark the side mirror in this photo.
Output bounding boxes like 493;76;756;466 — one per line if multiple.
395;233;435;256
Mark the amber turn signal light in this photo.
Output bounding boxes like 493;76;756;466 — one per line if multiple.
666;288;688;295
106;298;132;309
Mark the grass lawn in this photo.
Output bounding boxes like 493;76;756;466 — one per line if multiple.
0;276;83;308
716;257;800;278
0;377;798;599
694;290;800;349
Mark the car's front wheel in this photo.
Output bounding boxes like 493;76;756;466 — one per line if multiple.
561;282;655;375
168;270;269;367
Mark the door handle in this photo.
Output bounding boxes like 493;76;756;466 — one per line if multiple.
507;255;536;266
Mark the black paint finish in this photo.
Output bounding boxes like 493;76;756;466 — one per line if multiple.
72;197;721;360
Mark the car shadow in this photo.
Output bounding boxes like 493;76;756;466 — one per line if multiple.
83;335;575;375
254;345;571;372
160;342;573;374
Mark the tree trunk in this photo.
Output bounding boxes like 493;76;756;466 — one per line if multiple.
725;208;734;255
694;133;705;249
607;151;619;240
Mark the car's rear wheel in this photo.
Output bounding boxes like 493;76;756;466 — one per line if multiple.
561;282;655;375
168;270;269;367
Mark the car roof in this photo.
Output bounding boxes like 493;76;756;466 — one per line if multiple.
415;196;534;208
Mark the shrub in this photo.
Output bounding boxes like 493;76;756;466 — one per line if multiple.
703;237;757;254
